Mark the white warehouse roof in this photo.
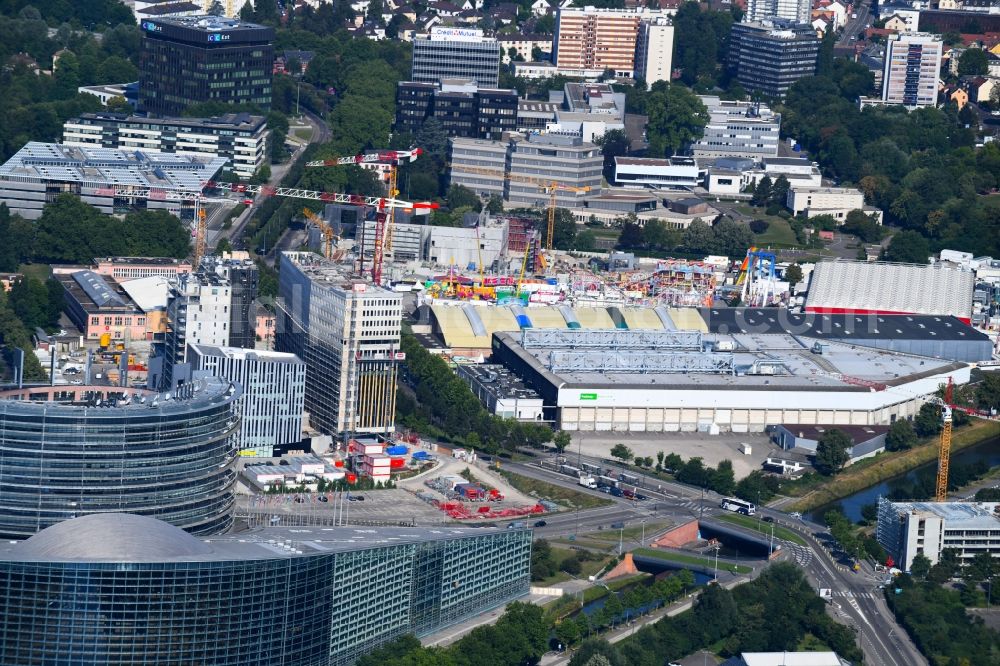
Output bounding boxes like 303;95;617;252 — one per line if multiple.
805;260;975;321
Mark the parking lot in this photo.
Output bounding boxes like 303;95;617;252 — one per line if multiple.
236;489;451;527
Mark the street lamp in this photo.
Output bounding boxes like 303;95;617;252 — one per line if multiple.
713;542;721;582
619;524;625;555
641;519;646;546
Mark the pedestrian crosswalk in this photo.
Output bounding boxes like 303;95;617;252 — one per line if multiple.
787;543;813;567
832;590;878;600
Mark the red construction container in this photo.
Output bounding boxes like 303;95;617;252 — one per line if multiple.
333;460;344;468
346;473;357;484
389;457;406;469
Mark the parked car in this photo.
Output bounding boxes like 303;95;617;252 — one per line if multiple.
762;516;774;523
533;520;547;527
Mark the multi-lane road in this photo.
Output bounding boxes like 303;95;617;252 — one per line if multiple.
510;451;927;666
837;0;872;48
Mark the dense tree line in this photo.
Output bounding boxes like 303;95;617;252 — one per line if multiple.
583;563;862;664
780;59;1000;256
889;564;1000;665
398;332;553;453
0;197;190;266
0;10;144;163
356;602;549;666
0;285;45;381
672;2;738;89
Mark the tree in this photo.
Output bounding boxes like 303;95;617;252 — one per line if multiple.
814;428;852;475
610;443;633;466
446;184;481;212
682;218;715;254
910;553;932;580
842;209;884;243
958;48;989;76
550;208;577;250
594;128;629;178
977;372;1000;412
710;459;736;495
914;402;943;438
751;176;773;207
712;218;754;258
617;220;644;250
555;618;582;649
886;419;917;451
644;83;709;157
486;195;504;215
553;430;572;454
574;229;597;252
882;230;930;264
785;264;803;290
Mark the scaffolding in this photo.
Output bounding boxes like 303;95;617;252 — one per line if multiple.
520;328;704;350
547;350;736;374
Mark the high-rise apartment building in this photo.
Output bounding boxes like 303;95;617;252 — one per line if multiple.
201;253;259;348
189;344;305;457
62;112;268;178
691;96;781;159
411;27;501;87
728;21;820;98
882;33;943;108
159;271;232;389
554;7;644;77
745;0;811;24
635;18;675;87
139;15;274;117
276;252;402;436
396;79;518;140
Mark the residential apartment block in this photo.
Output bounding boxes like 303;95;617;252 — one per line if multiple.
63;112;268;179
786;186;877;221
554;7;643;78
411;27;501;87
882;33;943;108
691;96;781;160
189;344;305;457
395;79;517;140
635;18;675;87
728;21;820;98
746;0;811;24
160;271;233;389
276;252;402;436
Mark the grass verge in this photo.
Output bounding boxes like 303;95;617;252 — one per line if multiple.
633;547;753;574
790;419;1000;513
535;546;613;587
714;513;807;546
582;521;672;544
498;470;614;510
18;263;51;282
581;572;650;603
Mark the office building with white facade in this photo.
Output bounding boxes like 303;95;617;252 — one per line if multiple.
635;18;675;87
411;27;501;87
786;186;879;222
188;344;305;457
613;157;703;189
881;33;943;108
877;499;1000;570
276;252;402;436
62;112;268;179
746;0;811;24
692;97;781;160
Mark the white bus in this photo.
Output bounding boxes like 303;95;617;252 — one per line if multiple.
720;497;756;515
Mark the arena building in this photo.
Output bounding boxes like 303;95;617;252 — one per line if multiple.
0;378;240;539
804;259;976;323
490;328;969;432
0;513;531;666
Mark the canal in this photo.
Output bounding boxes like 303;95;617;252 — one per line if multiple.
809;435;1000;523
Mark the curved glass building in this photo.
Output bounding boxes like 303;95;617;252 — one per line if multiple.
0;513;532;666
0;378;240;538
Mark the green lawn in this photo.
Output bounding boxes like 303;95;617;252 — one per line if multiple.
18;263;51;282
633;547;753;574
581;572;650;603
715;513;807;546
535;546;613;586
292;126;313;141
753;216;798;247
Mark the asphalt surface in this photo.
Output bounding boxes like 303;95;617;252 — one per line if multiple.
837;0;872;47
509;452;927;666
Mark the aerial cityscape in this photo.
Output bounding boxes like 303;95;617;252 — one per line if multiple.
0;0;998;664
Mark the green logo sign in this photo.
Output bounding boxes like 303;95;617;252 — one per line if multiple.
580;393;598;400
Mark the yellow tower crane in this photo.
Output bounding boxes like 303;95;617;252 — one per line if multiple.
936;378;956;502
301;208;339;259
193;205;207;267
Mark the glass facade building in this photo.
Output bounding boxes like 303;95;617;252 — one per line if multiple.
411;28;501;87
0;379;240;539
0;514;532;665
139;15;274;117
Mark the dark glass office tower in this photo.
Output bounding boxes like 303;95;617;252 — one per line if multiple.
139;15;274;116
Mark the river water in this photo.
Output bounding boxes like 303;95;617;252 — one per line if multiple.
808;435;1000;523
